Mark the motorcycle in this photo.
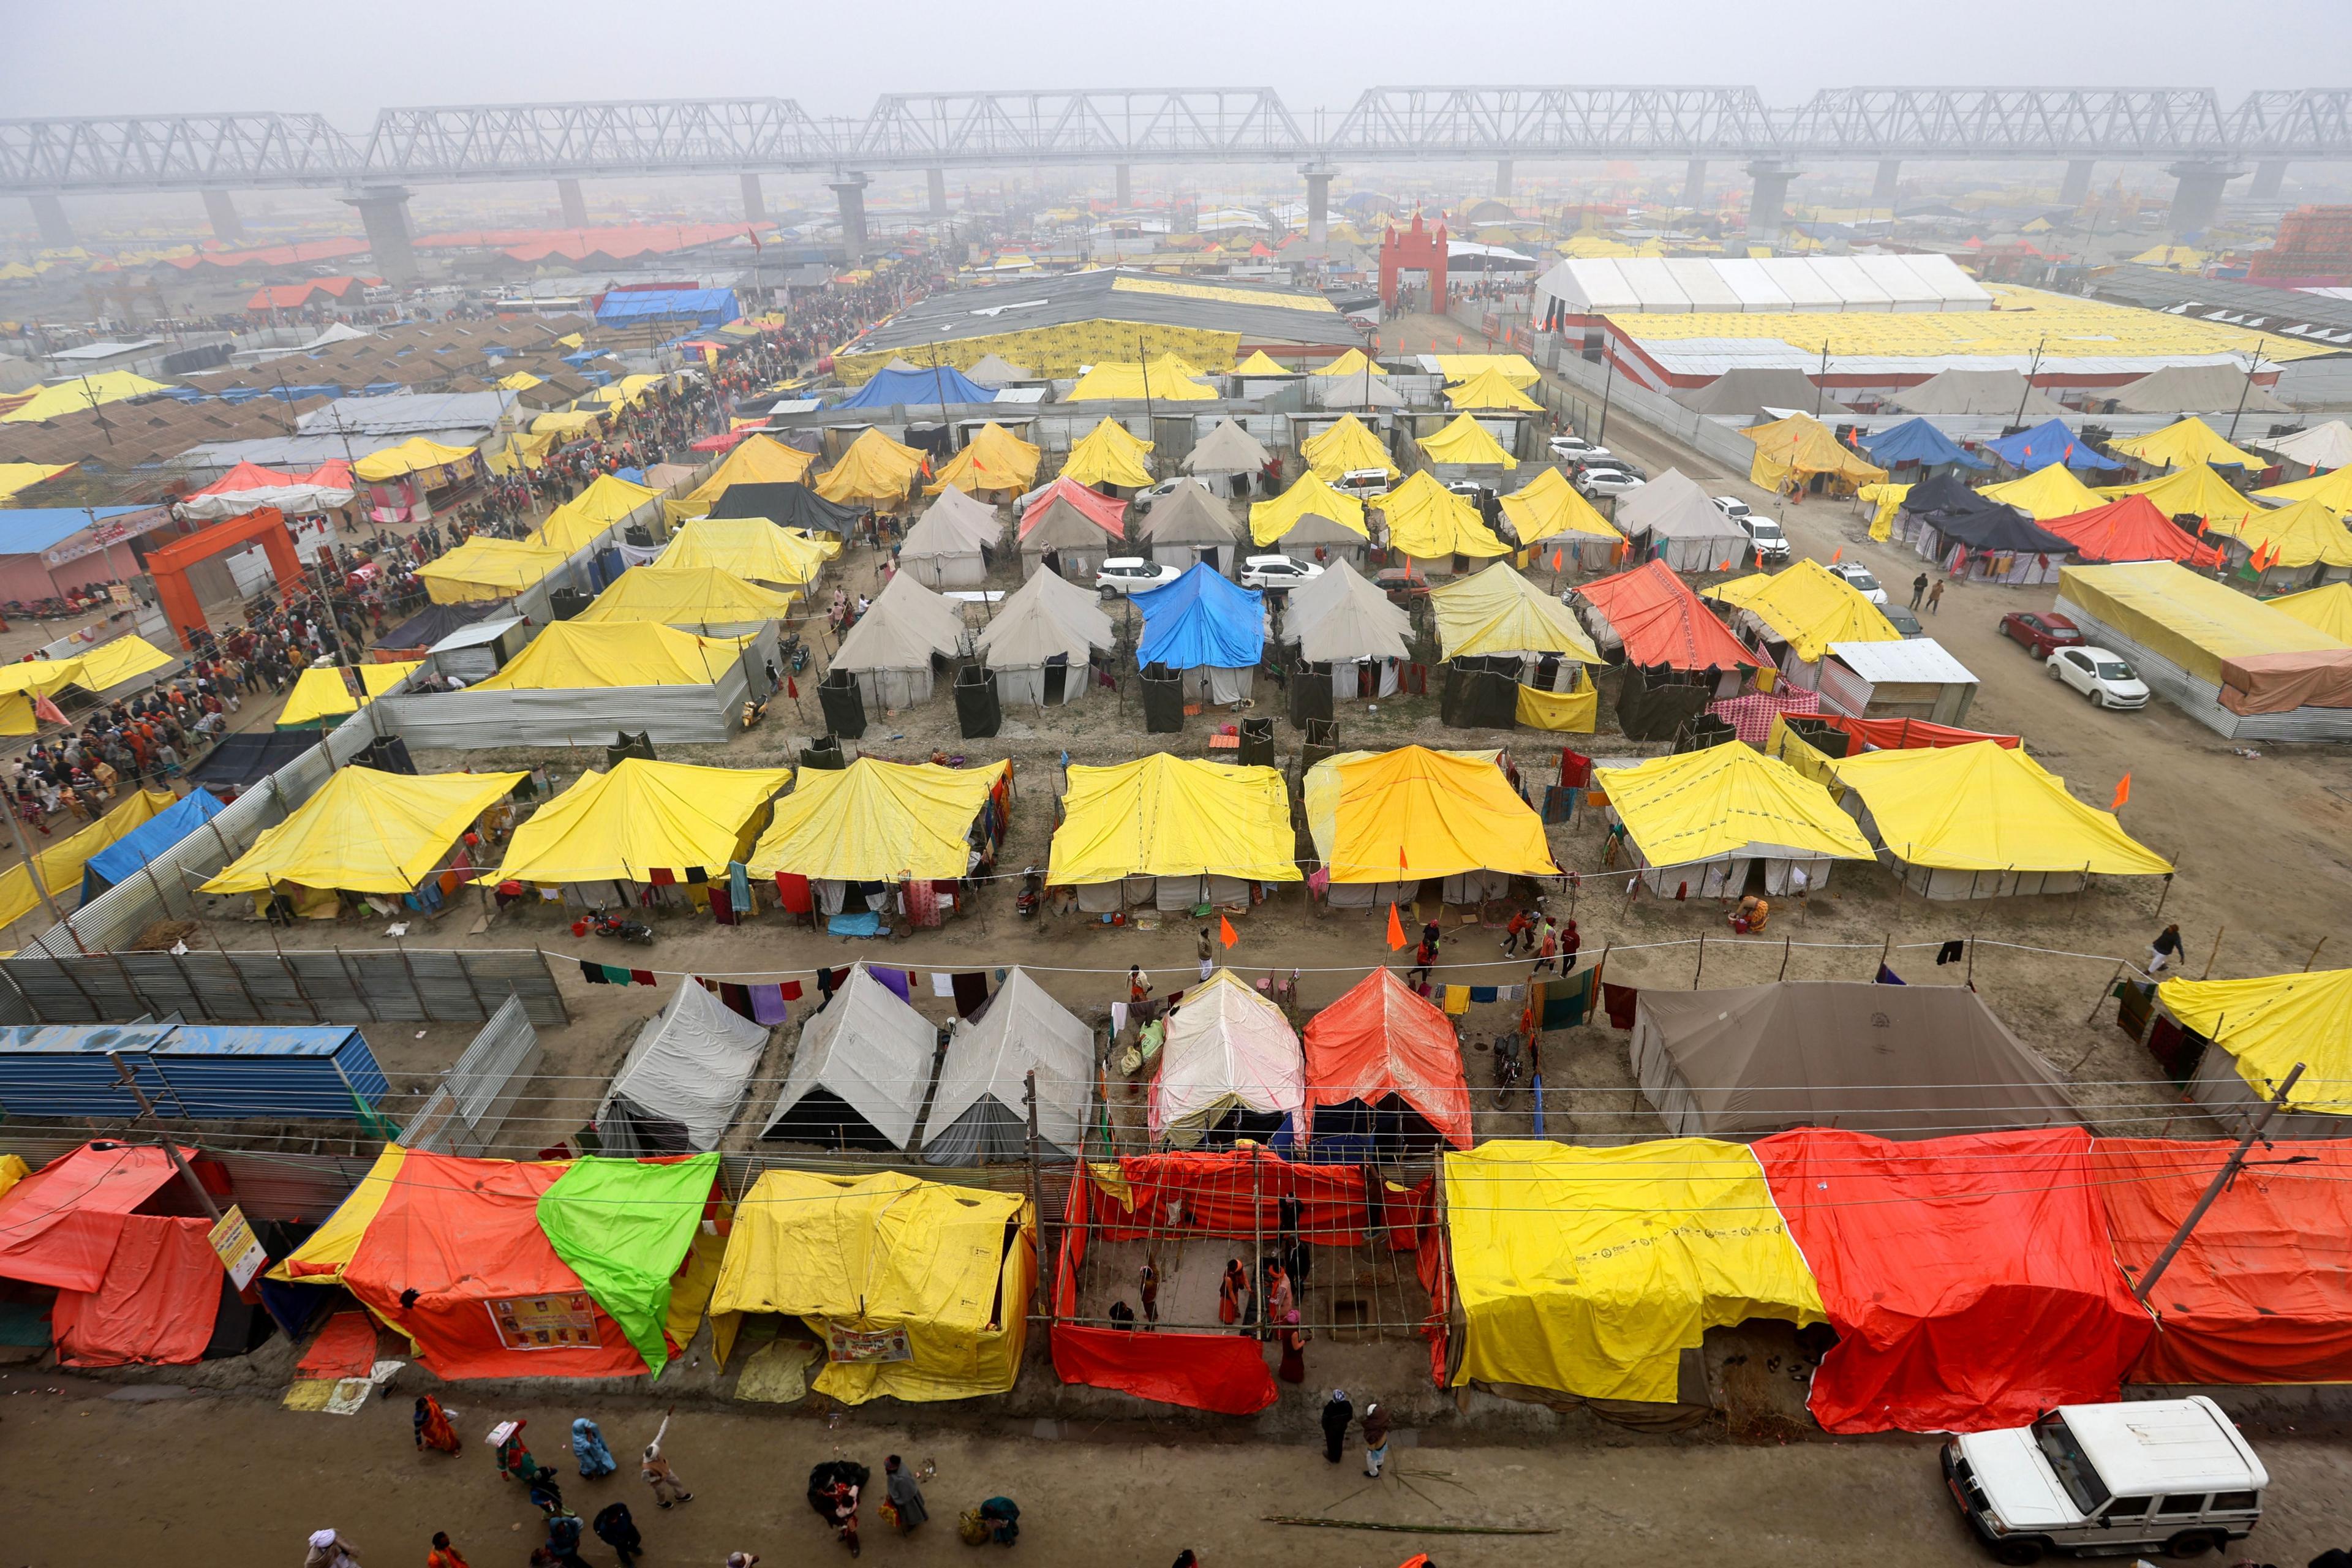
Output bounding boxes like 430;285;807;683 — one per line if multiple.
584;903;654;946
1014;865;1044;918
1490;1028;1525;1105
780;631;810;675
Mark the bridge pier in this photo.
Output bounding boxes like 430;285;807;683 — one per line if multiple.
557;178;588;227
2252;159;2290;201
2166;160;2245;238
739;173;766;224
928;168;948;216
201;189;244;244
829;172;871;262
1745;160;1798;246
1494;159;1513;198
2059;159;2095;207
1114;164;1131;206
1870;159;1901;207
343;185;417;284
1681;159;1708;209
1301;161;1334;247
28;195;74;248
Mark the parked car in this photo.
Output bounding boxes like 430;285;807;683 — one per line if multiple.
1829;562;1887;603
1332;467;1394;500
1134;477;1215;508
2048;645;2149;709
1712;495;1754;523
1442;477;1491;501
1942;1397;2265;1565
1883;603;1924;637
1574;467;1646;499
1095;557;1182;598
1240;554;1324;590
1740;514;1792;564
1999;611;2084;659
1549;434;1614;464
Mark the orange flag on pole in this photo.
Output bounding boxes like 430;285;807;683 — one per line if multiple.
1830;546;1843;563
1550;549;1564;571
2111;773;2132;811
1218;914;1238;948
1385;903;1407;949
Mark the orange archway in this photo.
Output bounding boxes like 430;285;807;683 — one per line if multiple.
146;506;305;649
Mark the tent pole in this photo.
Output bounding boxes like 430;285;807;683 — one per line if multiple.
1250;1140;1265;1340
1692;931;1703;988
1023;1068;1049;1320
2302;935;2329;973
2201;924;2226;980
2085;961;2124;1024
2133;1062;2306;1303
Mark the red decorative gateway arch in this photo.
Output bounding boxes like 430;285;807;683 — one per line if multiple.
146;507;304;650
1378;212;1448;311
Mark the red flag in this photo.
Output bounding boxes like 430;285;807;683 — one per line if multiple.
1718;559;1733;571
1550;549;1564;571
746;227;763;251
1218;914;1238;948
1455;335;1464;349
1830;546;1843;563
785;674;799;699
2111;773;2131;811
1385;903;1406;950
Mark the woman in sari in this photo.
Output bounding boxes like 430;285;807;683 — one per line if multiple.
571;1418;617;1479
413;1395;461;1456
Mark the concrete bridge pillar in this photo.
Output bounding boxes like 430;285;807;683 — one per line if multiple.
2166;161;2245;238
1681;159;1708;209
201;189;244;244
557;178;588;227
1494;159;1513;197
1301;162;1334;246
1114;164;1131;206
28;195;74;248
2252;160;2290;201
830;172;871;262
928;168;948;216
342;186;417;284
740;173;766;224
2059;159;2096;207
1746;160;1798;245
1870;159;1901;207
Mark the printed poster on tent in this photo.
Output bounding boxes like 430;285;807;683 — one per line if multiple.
827;1325;913;1363
489;1294;600;1351
207;1205;269;1291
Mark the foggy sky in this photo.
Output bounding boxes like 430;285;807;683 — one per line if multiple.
4;0;2348;122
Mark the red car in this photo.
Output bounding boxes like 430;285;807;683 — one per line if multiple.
1999;611;2084;658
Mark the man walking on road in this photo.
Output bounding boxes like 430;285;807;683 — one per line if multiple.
1362;1401;1392;1478
1928;578;1945;614
1909;573;1928;609
1320;1389;1354;1463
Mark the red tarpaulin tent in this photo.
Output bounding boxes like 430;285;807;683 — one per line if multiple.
1755;1127;2153;1433
0;1142;188;1292
1018;476;1127;540
1300;968;1474;1152
0;1143;224;1367
1573;559;1762;670
2040;494;2225;568
1805;712;2022;751
2096;1139;2352;1385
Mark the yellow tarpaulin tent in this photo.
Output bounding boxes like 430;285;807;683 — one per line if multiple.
489;430;556;475
1600;742;1874;868
417;538;570;603
1381;472;1512;560
2265;582;2352;642
0;462;70;499
1313;349;1385;378
65;636;174;695
496;371;543;391
359;662;418;697
0;1155;26;1205
1829;741;2173;875
1703;558;1899;663
1445;368;1542;411
1248;472;1368;545
1417;412;1520;469
277;666;359;728
1515;682;1599;731
1301;413;1398;481
2254;464;2352;514
353;437;477;483
1444;1140;1825;1401
748;758;1009;882
481;758;791;886
815;428;927;505
266;1145;407;1284
926;422;1040;494
2156;969;2352;1116
0;371;170;424
2056;561;2343;687
1430;353;1540;389
710;1169;1033;1404
1978;464;2102;521
2098;462;2263;532
1499;468;1620;545
655;518;834;586
1232;350;1291;375
1066;355;1217;402
1857;481;1911;541
527;473;662;554
1745;412;1887;495
471;621;752;691
529;410;604;440
203;767;524;895
2130;244;2207;269
1059;418;1155;489
2106;415;2264;473
682;435;816;511
572;567;798;627
2206;496;2352;568
0;790;175;933
1047;753;1300;885
1302;745;1557;881
1430;562;1602;661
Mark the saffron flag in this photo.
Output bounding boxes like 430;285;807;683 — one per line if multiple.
1218;914;1237;948
2111;774;2131;811
1386;903;1406;950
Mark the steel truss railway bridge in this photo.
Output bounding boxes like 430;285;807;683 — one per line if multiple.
6;86;2347;273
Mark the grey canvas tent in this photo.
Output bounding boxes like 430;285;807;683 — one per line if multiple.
1019;497;1123;581
2108;365;2291;416
1889;369;2067;416
830;571;969;708
1629;981;2087;1138
1674;369;1853;418
1308;373;1406;409
1182;418;1274;484
1138;482;1242;572
976;570;1113;706
898;487;1001;589
1613;469;1747;571
1291;558;1411;700
922;968;1094;1164
760;963;938;1151
962;353;1033;386
597;978;772;1155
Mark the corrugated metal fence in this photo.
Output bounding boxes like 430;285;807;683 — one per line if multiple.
400;994;542;1155
0;946;569;1027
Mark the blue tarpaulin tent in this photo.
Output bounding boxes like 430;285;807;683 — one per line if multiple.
1135;563;1265;669
1983;418;2107;472
831;365;999;410
595;288;739;328
1861;418;1988;470
80;788;229;904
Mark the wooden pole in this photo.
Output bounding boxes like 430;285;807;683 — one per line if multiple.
1776;934;1790;981
2085;961;2124;1024
1691;930;1704;988
1250;1139;1265;1338
2200;924;2226;981
1023;1068;1049;1319
2133;1063;2307;1303
2302;935;2329;973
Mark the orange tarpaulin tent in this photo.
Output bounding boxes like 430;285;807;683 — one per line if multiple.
0;1142;223;1368
1300;967;1474;1151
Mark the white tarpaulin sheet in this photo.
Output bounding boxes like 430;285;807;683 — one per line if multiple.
599;979;772;1153
760;963;937;1150
922;968;1093;1164
1148;968;1304;1147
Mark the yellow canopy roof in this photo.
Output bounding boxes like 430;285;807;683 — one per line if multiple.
2264;581;2352;642
1301;414;1398;481
1059;418;1155;489
0;789;175;932
530;410;603;439
925;422;1040;494
2130;244;2207;268
748;758;1008;882
1066;355;1216;402
682;434;815;508
1431;353;1540;389
2106;415;2264;473
496;371;543;391
359;661;418;698
203;767;524;894
472;621;750;690
277;666;360;728
1829;741;2172;875
1703;557;1899;663
1303;745;1557;881
483;757;791;884
1430;561;1602;661
584;373;666;408
1499;467;1621;544
0;461;70;500
655;517;834;585
352;436;476;483
2254;464;2352;513
1978;462;2104;520
416;538;568;604
814;428;927;503
2100;462;2264;532
1745;412;1887;493
1600;742;1874;867
527;473;662;553
2057;561;2343;686
2157;968;2352;1117
266;1145;407;1285
2210;496;2352;567
1444;1140;1824;1401
572;566;798;626
1444;367;1542;411
1232;350;1291;375
556;331;585;348
0;371;170;424
711;1169;1031;1404
1248;472;1367;545
1047;753;1300;884
1313;349;1385;378
71;635;174;694
1417;412;1520;469
1381;471;1512;559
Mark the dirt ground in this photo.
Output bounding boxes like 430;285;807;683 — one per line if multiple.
8;1372;2350;1567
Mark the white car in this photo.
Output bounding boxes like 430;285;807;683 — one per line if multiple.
1741;515;1792;563
1549;434;1614;464
1828;561;1886;603
1239;554;1324;590
2047;645;2149;709
1574;467;1646;499
1712;495;1753;523
1331;467;1394;500
1134;477;1215;507
1095;557;1182;597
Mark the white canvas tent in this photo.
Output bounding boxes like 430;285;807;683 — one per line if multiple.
1182;418;1275;494
1290;558;1411;701
2109;365;2291;415
760;963;938;1151
1137;483;1243;573
922;968;1094;1164
2256;419;2352;474
829;571;969;709
1888;369;2065;417
1148;969;1305;1149
898;487;1001;589
597;979;772;1155
1613;469;1747;571
976;570;1112;706
962;353;1032;386
1019;497;1122;581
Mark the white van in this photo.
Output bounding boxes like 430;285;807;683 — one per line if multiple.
1942;1398;2265;1564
